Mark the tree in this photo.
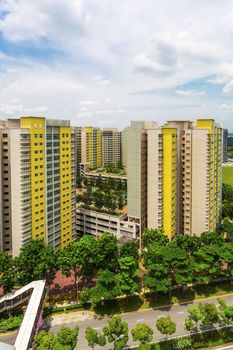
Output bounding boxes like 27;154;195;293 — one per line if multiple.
119;241;139;261
16;239;57;286
169;247;192;287
79;287;91;304
35;326;79;350
118;194;124;210
54;326;79;349
103;315;128;350
142;229;169;249
59;235;96;299
199;303;220;329
34;330;55;350
200;231;224;246
58;243;80;299
224;306;233;323
85;327;106;349
217;298;229;325
91;268;120;306
170;234;201;255
184;305;202;331
93;233;118;270
156;316;176;339
0;252;15;293
74;235;97;275
131;323;153;345
222;219;233;241
143;245;172;294
192;245;222;284
118;256;138;295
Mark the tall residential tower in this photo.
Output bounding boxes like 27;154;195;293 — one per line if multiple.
126;119;222;239
0;117;76;256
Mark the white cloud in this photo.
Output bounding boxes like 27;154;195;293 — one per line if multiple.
220;103;233;109
91;76;110;86
0;101;23;115
25;106;49;113
176;89;206;97
0;0;233;129
0;0;88;44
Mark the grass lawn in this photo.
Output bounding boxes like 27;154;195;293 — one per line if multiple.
223;166;233;186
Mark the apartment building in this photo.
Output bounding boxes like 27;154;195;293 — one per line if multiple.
102;128;122;167
0;117;76;256
84;127;102;169
126;121;158;234
126;119;222;239
76;208;140;242
75;126;122;175
223;128;228;162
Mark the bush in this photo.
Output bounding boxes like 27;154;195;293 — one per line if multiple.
0;315;23;331
172;338;192;350
80;287;91;303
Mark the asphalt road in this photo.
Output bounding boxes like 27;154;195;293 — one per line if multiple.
1;293;233;349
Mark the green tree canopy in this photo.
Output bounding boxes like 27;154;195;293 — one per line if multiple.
118;256;138;295
16;239;57;285
103;315;128;350
131;323;153;345
119;240;139;261
142;229;169;249
85;326;106;349
0;251;15;293
91;268;120;306
143;245;172;293
156;316;176;339
93;233;118;270
184;305;202;331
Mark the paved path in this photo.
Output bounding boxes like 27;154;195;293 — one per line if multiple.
1;293;233;349
47;293;233;349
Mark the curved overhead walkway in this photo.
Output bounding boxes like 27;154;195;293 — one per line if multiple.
0;280;46;350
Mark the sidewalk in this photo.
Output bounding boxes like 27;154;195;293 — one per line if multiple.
45;310;94;327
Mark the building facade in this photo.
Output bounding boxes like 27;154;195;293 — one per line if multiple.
83;127;102;169
223;128;228;162
0;117;76;256
75;126;122;175
125;119;222;239
126;121;158;236
102;128;122;167
76;208;140;242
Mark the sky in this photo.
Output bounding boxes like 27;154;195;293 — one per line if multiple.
0;0;233;130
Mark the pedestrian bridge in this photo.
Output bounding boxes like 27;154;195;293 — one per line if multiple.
0;280;46;350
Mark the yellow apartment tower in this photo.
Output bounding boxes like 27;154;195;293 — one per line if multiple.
0;117;76;256
83;127;102;169
126;119;222;240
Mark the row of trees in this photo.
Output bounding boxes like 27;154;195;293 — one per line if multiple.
2;227;233;303
222;183;233;219
0;233;138;300
77;175;127;214
184;299;233;332
78;175;127;192
36;299;233;350
34;325;79;350
142;228;233;294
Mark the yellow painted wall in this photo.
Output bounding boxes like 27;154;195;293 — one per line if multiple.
162;127;177;239
60;127;72;249
84;127;102;168
196;119;222;231
20;117;46;242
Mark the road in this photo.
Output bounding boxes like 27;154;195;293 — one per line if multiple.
1;293;233;349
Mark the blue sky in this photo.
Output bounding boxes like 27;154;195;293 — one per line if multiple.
0;0;233;130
